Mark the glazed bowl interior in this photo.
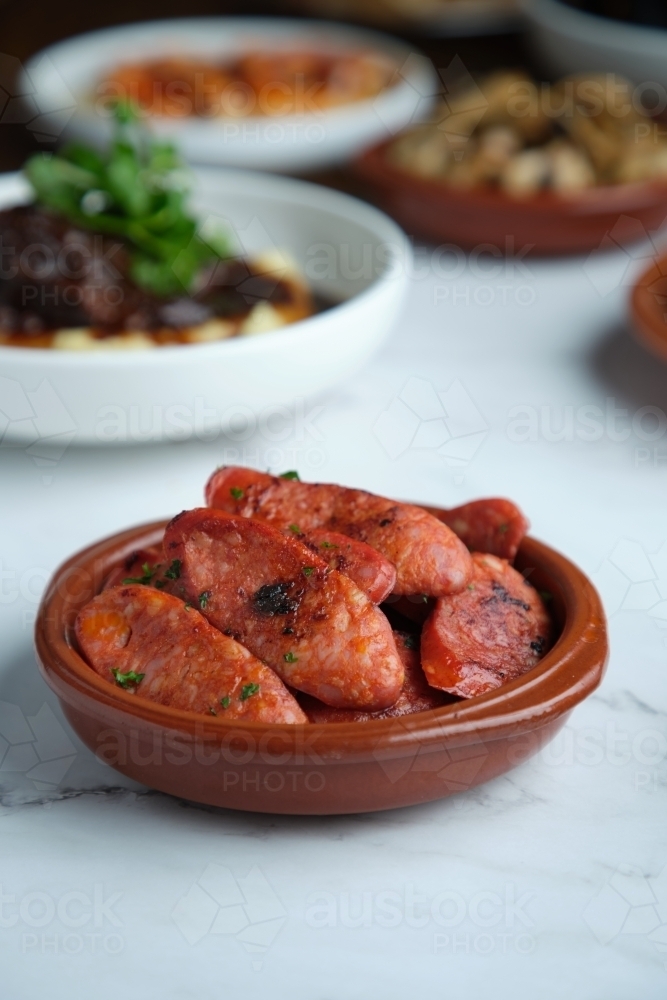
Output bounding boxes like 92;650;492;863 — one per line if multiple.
35;507;608;814
631;255;667;363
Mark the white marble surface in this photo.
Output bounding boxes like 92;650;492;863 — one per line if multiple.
1;236;666;999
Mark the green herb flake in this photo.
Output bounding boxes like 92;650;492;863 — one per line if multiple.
284;651;298;663
122;561;156;586
164;559;181;580
539;590;553;604
154;579;165;589
240;683;260;701
198;590;212;609
302;566;314;577
184;602;192;611
467;584;475;591
230;487;244;500
279;470;300;481
220;696;231;709
403;634;418;650
289;524;301;534
319;541;338;549
111;668;145;689
498;524;509;534
209;707;217;716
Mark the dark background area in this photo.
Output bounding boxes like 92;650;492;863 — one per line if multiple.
0;0;527;174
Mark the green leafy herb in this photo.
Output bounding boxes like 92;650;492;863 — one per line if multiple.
284;651;298;663
403;634;418;650
220;696;231;709
199;590;212;609
230;487;244;500
209;707;217;716
319;541;338;549
154;579;165;589
498;524;509;534
240;683;260;701
289;524;301;534
122;561;157;585
467;584;475;591
111;668;145;689
23;103;230;296
184;602;192;611
302;566;314;577
164;559;181;580
280;471;300;481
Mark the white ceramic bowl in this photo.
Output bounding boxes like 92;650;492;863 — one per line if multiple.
20;17;436;172
0;168;411;445
523;0;667;90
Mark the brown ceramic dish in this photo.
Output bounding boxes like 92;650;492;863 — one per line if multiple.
35;509;608;815
630;254;667;362
354;141;667;255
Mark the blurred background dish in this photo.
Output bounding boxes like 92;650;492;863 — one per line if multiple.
0;167;411;443
20;18;437;171
354;68;667;253
523;0;667;90
291;0;522;37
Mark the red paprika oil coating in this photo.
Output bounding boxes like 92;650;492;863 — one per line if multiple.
164;508;404;710
205;467;471;597
75;585;306;723
421;553;552;698
440;499;529;562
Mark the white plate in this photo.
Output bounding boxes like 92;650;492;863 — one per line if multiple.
523;0;667;90
20;17;437;172
0;168;411;446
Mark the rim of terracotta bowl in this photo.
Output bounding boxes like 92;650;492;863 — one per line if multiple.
354;140;667;217
631;253;667;363
35;511;608;761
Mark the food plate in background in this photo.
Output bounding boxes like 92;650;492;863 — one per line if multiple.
630;254;667;362
354;139;667;253
0;168;410;444
20;18;437;172
35;511;607;815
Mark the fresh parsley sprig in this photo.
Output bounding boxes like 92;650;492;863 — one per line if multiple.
23;101;230;297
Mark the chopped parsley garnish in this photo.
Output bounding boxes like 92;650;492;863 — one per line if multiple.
240;683;260;701
198;590;212;609
184;602;193;611
154;579;165;589
23;102;230;297
284;651;298;663
209;707;218;716
319;541;338;549
467;584;475;591
302;566;314;577
122;562;156;585
164;559;181;580
111;668;145;689
539;590;553;603
230;487;244;500
280;471;300;481
289;524;301;534
403;634;418;650
498;524;509;534
420;595;429;603
220;696;231;709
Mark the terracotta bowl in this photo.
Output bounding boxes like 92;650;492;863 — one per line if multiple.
353;141;667;255
35;511;608;815
630;254;667;362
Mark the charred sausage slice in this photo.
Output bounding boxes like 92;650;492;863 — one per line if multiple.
299;631;455;722
421;552;552;698
439;499;529;562
299;528;396;604
75;584;306;724
163;508;404;710
205;467;471;597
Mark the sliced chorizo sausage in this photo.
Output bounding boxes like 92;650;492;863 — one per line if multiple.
163;508;404;710
75;584;307;724
299;528;396;604
299;631;455;722
205;467;471;597
440;499;529;562
421;552;552;699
